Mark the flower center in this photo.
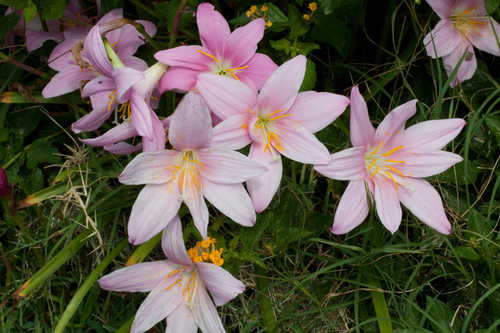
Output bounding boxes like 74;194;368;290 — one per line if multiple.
450;6;488;37
365;140;407;190
163;268;199;308
197;49;248;80
250;108;289;152
107;90;131;124
165;151;203;199
187;236;224;266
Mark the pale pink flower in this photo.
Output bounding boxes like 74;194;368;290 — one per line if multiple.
197;55;350;212
98;215;244;333
119;92;267;244
314;86;465;234
154;2;277;92
424;0;500;86
42;8;156;100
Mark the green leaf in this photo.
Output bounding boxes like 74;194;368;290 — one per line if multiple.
269;38;292;55
289;4;309;39
455;246;481;261
0;0;31;8
32;0;66;20
486;0;500;15
23;0;37;23
25;139;61;169
485;115;500;148
299;59;316;91
425;296;456;333
311;14;350;58
265;2;288;32
295;42;320;56
0;13;20;43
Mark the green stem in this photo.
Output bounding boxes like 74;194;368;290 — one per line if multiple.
53;239;129;333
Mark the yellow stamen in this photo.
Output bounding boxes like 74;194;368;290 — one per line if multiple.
268;114;290;122
226;65;249;72
197;49;219;63
385;170;398;190
385;160;405;164
367;158;377;171
382;145;403;157
165;278;182;291
370;166;379;178
265;108;283;119
387;165;406;178
370;141;383;155
107;90;117;112
166;269;179;280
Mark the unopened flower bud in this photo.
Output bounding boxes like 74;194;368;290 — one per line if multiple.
0;168;12;198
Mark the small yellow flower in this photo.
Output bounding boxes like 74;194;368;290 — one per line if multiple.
250;5;258;13
261;4;268;12
308;2;318;12
246;10;252;17
266;20;273;27
303;14;311;21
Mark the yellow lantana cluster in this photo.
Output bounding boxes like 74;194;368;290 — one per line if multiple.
303;2;318;21
246;4;273;28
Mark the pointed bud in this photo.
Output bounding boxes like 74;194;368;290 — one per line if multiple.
0;168;12;198
103;38;124;68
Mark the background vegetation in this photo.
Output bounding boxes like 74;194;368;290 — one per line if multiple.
0;0;499;332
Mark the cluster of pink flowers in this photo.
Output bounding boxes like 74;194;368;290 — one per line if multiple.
30;1;493;331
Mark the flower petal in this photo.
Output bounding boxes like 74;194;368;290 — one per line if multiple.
142;113;166;152
423;20;460;58
314;147;366;180
196;262;245;306
112;67;144;102
238;53;278;90
98;261;174;292
166;304;198;333
442;41;477;87
224;18;265;66
185;190;209;239
84;25;113;76
42;67;96;98
168;91;213;150
211;114;252;150
374;99;417;143
196;2;230;57
161;215;192;266
468;18;500;56
399;177;451;234
113;20;157;57
158;67;199;93
154;45;211;71
128;184;182;245
396;150;463;177
119;150;178;185
350;86;375;146
130;91;154;140
198;149;267;184
424;0;453;18
274;119;330;164
193;286;225;333
131;277;184;333
80;122;137;147
202;180;256;227
197;73;257;119
373;178;402;234
401;118;465;150
82;76;116;98
71;92;112;133
246;144;282;212
287;91;350;133
104;142;142;155
25;30;63;52
257;55;306;113
331;180;369;234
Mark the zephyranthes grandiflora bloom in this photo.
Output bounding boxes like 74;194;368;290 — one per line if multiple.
154;2;277;92
424;0;500;86
198;55;349;212
314;86;465;234
98;215;244;333
119;92;266;244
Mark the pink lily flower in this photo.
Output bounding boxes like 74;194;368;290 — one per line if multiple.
154;2;277;92
197;55;350;212
314;86;465;234
98;215;244;333
119;92;267;244
42;8;156;99
80;116;169;154
424;0;500;86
